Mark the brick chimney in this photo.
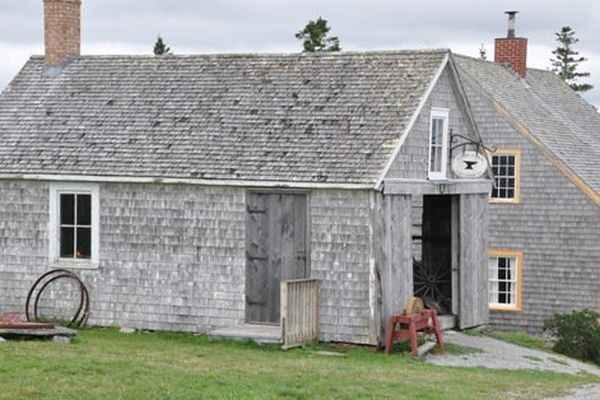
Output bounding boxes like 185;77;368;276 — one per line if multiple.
494;11;527;78
43;0;81;66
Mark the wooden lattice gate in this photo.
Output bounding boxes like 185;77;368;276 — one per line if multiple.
280;279;320;349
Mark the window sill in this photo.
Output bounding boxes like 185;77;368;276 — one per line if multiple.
428;176;448;182
48;260;99;270
489;198;520;205
489;305;522;313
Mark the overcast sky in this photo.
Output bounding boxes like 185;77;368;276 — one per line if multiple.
1;0;599;106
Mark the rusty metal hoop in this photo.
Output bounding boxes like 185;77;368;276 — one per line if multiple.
25;269;90;327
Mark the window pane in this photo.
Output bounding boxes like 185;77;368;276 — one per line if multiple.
437;119;444;145
77;194;92;226
499;292;507;304
60;227;75;258
435;146;443;172
489;255;519;306
60;194;75;225
491;154;518;199
430;147;439;172
431;119;438;144
429;117;446;175
76;227;91;259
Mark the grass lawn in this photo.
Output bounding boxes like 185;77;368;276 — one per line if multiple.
0;328;596;400
483;331;549;352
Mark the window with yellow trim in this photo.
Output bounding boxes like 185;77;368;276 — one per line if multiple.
488;250;523;311
489;149;521;203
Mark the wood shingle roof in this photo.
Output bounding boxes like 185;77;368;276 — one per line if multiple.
456;55;600;201
0;50;448;186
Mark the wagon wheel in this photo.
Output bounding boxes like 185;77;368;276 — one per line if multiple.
413;257;452;312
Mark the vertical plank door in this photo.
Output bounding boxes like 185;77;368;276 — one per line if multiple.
246;193;307;324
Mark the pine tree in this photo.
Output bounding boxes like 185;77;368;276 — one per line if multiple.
153;36;172;56
479;43;487;61
295;17;341;52
550;26;593;93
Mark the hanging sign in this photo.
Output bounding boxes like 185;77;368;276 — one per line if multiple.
451;151;488;178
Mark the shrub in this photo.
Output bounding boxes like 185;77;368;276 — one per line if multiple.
543;309;600;364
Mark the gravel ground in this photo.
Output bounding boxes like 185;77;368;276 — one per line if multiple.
549;384;600;399
426;331;600;399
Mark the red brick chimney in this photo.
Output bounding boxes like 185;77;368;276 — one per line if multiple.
43;0;81;66
494;11;527;78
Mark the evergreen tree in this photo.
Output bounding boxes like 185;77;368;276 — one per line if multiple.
479;43;487;61
550;26;593;93
153;35;172;56
295;17;341;52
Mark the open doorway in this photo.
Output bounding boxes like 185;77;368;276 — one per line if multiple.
413;195;455;315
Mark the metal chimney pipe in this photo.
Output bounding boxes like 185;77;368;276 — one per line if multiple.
505;11;518;38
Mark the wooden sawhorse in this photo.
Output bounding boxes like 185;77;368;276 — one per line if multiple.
384;309;444;357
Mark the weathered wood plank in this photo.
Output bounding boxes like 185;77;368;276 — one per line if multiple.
380;194;413;343
459;193;489;328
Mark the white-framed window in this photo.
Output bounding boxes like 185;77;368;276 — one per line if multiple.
49;183;100;268
490;149;521;203
488;249;523;312
428;107;449;180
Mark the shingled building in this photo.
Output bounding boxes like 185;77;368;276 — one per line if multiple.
0;0;496;345
1;2;598;342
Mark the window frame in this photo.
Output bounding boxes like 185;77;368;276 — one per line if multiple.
487;249;523;312
489;149;522;204
427;107;450;180
49;183;100;269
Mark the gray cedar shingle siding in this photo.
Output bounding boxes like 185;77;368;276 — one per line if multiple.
386;66;474;180
0;180;378;343
310;189;377;344
0;51;448;185
97;184;247;330
457;62;600;333
0;181;247;331
0;181;49;312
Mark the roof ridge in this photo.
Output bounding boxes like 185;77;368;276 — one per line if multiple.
454;53;557;74
28;48;451;60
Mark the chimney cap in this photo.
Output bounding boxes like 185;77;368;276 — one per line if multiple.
505;10;519;38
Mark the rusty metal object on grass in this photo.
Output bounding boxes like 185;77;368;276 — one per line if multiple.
25;269;90;328
0;312;55;330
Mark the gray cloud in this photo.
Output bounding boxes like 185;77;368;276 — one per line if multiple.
1;0;599;106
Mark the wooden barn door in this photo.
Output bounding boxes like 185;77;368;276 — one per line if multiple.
245;192;308;325
458;193;489;329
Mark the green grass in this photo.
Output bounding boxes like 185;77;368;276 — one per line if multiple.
465;329;550;352
0;328;596;400
443;342;484;356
